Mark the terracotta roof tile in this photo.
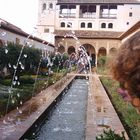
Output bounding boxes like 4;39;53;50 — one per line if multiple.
54;30;123;39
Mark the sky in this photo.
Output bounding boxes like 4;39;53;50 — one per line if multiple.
0;0;38;34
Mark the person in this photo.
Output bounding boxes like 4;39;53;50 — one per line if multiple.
111;30;140;113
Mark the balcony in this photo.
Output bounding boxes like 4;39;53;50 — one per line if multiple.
59;13;76;18
79;12;96;18
100;13;117;19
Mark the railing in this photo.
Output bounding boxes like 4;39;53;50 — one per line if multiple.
100;14;117;19
79;12;96;18
59;13;76;18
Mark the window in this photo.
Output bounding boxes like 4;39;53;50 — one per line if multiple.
67;22;72;28
60;5;76;18
126;22;129;25
87;23;92;28
44;28;49;33
129;12;132;17
81;22;85;28
100;5;117;18
42;3;46;11
80;5;96;18
108;23;113;28
61;22;65;27
49;3;53;9
101;23;106;28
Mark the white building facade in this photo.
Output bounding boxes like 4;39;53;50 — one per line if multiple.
37;0;140;42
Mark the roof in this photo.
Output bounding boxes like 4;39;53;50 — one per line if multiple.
57;0;140;4
119;20;140;39
0;18;55;48
54;30;123;39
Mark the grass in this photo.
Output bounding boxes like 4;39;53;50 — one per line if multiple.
0;69;68;117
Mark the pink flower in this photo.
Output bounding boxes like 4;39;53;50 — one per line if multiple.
117;88;131;101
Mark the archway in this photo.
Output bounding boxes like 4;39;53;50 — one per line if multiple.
81;43;95;56
68;46;75;55
109;47;117;56
58;45;65;54
81;44;96;67
98;47;106;57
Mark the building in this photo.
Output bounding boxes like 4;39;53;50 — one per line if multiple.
0;18;55;55
37;0;140;65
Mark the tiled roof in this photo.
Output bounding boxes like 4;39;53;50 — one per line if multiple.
0;18;54;47
119;20;140;39
57;0;140;4
54;30;123;39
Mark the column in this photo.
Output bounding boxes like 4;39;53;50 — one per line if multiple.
76;5;80;18
96;5;100;19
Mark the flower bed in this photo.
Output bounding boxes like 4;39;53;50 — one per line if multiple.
100;77;140;140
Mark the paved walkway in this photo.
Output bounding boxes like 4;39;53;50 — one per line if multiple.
0;73;129;140
85;73;129;140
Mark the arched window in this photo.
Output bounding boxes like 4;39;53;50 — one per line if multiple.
42;3;46;11
87;23;92;28
49;3;53;9
108;23;113;28
61;22;65;27
101;23;106;28
81;22;85;28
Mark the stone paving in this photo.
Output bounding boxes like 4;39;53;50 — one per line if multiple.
85;73;129;140
0;73;129;140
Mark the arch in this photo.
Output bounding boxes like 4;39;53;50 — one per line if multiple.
101;23;106;28
68;46;75;55
42;3;46;11
81;44;95;56
61;22;65;27
108;23;113;28
81;22;85;28
80;44;96;67
87;22;92;28
58;45;65;54
98;47;107;57
109;47;117;56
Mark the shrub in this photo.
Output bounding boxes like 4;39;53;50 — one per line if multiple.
98;56;107;67
96;129;126;140
1;79;11;86
19;75;35;84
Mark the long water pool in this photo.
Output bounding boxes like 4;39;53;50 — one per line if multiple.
23;78;88;140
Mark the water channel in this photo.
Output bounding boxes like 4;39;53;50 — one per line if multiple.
23;78;89;140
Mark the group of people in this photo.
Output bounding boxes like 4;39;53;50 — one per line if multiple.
69;46;96;74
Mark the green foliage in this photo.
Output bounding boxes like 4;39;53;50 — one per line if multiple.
96;129;126;140
98;56;107;67
19;75;35;85
1;79;11;86
62;52;69;62
0;42;42;76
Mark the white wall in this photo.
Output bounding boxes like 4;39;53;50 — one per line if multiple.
116;4;140;31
